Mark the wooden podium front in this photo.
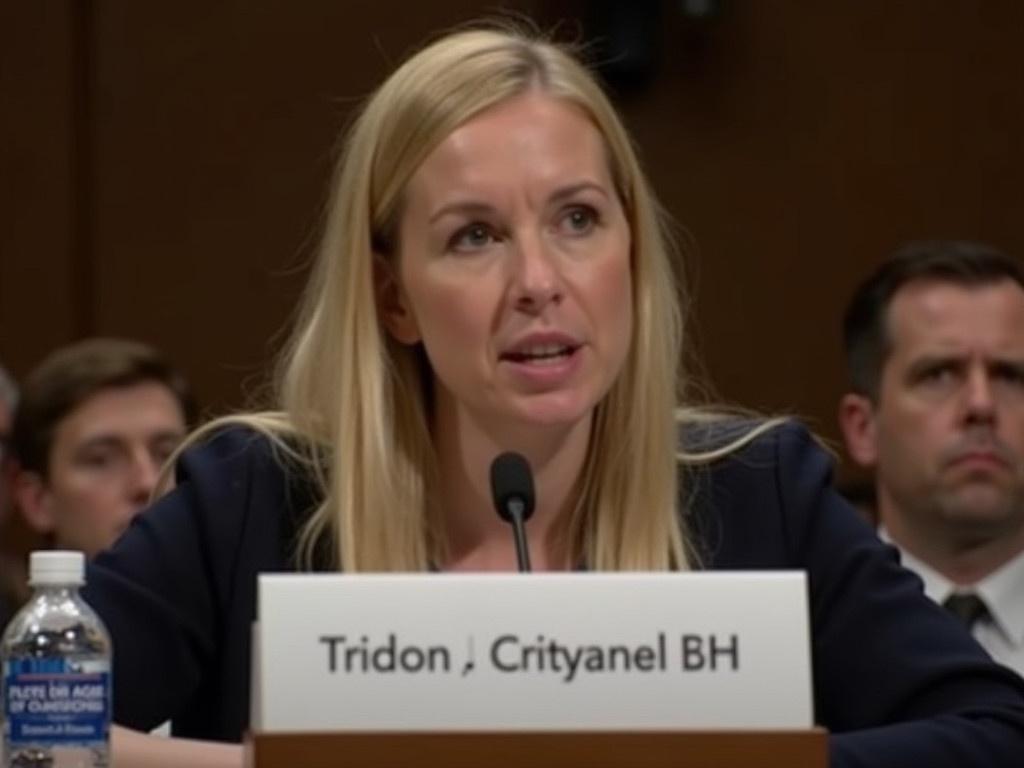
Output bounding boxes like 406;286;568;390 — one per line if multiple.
246;729;828;767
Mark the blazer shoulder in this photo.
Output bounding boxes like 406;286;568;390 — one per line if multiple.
679;418;837;567
680;416;827;472
175;426;279;481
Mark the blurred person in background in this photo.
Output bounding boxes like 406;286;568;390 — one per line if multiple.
0;361;21;628
839;241;1024;675
8;338;197;558
0;361;17;520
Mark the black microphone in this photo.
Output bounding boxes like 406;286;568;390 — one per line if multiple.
489;452;535;572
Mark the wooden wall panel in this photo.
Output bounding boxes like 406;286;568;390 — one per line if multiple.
0;1;78;376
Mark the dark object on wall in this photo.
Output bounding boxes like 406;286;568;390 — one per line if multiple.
680;0;721;21
583;0;664;95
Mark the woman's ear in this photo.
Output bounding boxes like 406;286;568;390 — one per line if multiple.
374;257;420;345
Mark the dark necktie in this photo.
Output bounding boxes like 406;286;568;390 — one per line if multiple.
942;593;989;630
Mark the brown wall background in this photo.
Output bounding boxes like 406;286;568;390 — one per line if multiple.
3;1;1024;482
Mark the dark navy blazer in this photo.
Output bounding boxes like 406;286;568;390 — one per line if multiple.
85;423;1024;766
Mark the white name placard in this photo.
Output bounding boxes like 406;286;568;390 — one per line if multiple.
253;572;812;732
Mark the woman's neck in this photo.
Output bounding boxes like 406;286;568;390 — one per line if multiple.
434;400;592;572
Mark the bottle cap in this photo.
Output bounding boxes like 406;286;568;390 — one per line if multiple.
29;550;86;586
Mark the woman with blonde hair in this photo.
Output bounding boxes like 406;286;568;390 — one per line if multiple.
76;24;1023;768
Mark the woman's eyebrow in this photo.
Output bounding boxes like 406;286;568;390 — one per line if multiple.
428;181;610;224
548;180;609;205
428;200;496;224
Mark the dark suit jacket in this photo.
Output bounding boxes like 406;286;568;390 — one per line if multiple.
84;423;1024;766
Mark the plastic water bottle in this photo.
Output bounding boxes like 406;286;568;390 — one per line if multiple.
2;551;111;768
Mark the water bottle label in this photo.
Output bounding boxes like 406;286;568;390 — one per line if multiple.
4;658;110;746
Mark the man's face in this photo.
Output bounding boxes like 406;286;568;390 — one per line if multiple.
853;279;1024;547
19;381;187;557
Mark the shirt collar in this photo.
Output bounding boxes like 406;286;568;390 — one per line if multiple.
976;552;1024;648
880;526;1024;648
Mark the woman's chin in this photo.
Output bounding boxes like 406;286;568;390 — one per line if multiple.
507;392;597;429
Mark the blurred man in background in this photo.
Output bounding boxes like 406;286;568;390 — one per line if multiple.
9;338;197;558
0;362;21;628
839;241;1024;675
0;362;16;520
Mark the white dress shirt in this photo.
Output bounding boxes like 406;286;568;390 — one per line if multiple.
881;528;1024;677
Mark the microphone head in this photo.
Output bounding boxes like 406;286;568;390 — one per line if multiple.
489;452;536;524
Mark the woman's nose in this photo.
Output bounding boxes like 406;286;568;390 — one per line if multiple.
510;232;563;312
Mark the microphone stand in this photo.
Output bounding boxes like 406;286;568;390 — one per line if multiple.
506;497;532;572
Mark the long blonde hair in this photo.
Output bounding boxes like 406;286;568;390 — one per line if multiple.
172;25;778;572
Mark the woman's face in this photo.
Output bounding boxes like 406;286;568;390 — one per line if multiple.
384;92;633;433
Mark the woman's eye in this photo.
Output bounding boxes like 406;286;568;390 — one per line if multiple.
449;224;495;252
559;205;598;235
